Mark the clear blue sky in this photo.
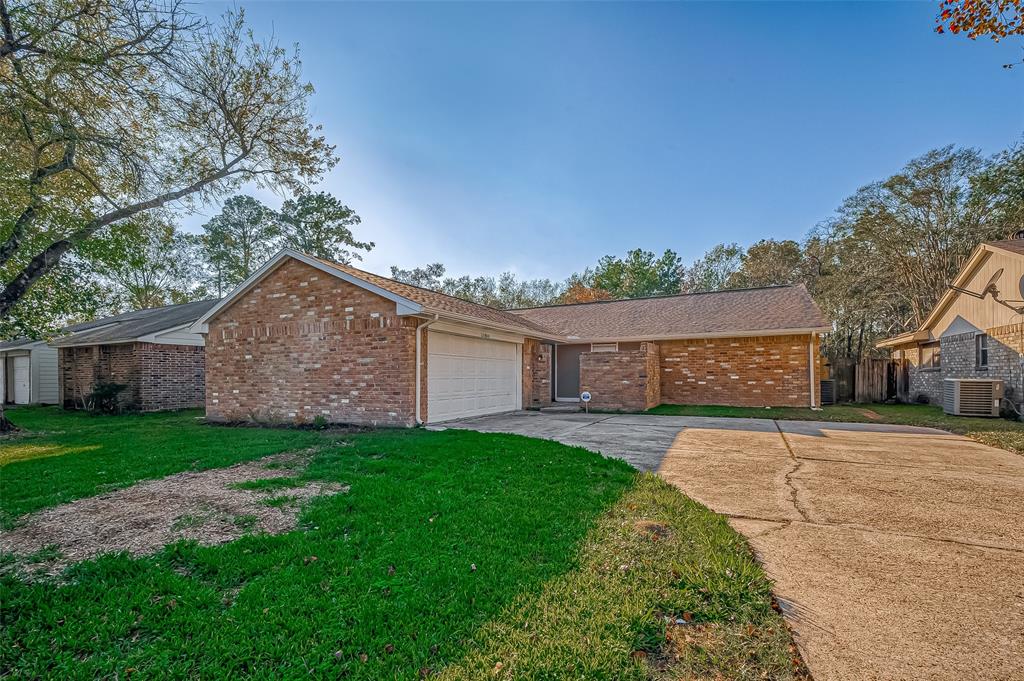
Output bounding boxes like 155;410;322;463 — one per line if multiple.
188;1;1023;281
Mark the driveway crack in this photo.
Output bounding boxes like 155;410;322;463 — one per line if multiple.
775;421;812;523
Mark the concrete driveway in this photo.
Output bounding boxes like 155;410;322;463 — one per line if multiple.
439;411;1024;681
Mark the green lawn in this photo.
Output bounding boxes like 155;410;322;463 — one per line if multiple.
0;409;803;679
647;403;1024;455
0;407;323;524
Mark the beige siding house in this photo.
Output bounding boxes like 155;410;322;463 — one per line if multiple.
0;339;59;405
878;238;1024;409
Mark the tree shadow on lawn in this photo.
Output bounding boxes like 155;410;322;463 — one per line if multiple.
0;429;802;680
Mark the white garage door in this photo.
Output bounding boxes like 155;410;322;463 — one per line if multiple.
427;331;521;422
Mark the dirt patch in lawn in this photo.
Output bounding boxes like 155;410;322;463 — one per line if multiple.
650;620;811;680
634;519;671;540
0;451;347;578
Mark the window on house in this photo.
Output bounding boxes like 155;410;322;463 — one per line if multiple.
590;343;618;353
976;334;989;369
921;342;941;370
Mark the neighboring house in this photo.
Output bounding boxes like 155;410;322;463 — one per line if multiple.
52;299;217;412
190;249;829;426
878;238;1024;408
0;339;59;406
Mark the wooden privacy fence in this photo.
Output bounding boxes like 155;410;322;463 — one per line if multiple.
829;356;901;403
854;358;888;403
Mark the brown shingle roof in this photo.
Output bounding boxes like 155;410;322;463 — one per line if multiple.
509;285;829;341
986;239;1024;256
309;256;555;337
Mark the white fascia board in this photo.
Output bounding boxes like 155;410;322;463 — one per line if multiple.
1;340;47;351
428;319;527;345
52;323;203;348
189;249;423;333
49;338;137;348
876;330;931;349
137;323;206;346
429;310;563;342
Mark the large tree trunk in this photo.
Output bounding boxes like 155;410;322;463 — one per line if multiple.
0;404;17;434
0;239;74;317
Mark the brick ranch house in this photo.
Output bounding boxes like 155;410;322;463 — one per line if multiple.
190;249;829;426
52;299;216;412
878;238;1024;408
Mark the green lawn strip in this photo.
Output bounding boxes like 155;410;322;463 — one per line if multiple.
437;474;801;681
0;429;631;678
648;403;1024;455
0;427;799;680
0;407;323;523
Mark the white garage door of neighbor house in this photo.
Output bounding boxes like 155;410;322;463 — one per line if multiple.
13;355;30;404
427;331;520;422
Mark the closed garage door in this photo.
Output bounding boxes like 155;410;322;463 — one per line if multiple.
427;331;521;422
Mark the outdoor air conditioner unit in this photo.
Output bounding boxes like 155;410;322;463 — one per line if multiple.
943;379;1003;418
820;379;836;406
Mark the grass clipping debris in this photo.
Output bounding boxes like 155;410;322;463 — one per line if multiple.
0;452;347;578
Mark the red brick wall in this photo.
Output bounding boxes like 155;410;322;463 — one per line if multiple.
659;334;818;407
523;339;552;408
137;343;205;411
60;342;204;411
579;342;660;411
61;344;140;409
60;346;91;408
205;258;421;427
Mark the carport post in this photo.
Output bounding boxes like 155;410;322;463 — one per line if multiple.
808;333;817;409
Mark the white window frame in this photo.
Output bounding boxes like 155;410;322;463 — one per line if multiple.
590;342;618;353
976;333;989;369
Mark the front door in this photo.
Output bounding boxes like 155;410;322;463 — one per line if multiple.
13;355;30;404
555;344;588;401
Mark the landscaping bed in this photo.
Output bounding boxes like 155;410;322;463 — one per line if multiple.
0;409;804;679
648;403;1024;455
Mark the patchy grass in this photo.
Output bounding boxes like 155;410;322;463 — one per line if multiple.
648;403;1024;455
437;474;804;680
263;494;301;509
0;407;323;523
229;476;306;492
0;411;801;679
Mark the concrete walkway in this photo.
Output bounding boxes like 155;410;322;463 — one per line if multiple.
439;411;1024;681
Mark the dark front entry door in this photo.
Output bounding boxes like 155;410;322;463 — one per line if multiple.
555;344;588;400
